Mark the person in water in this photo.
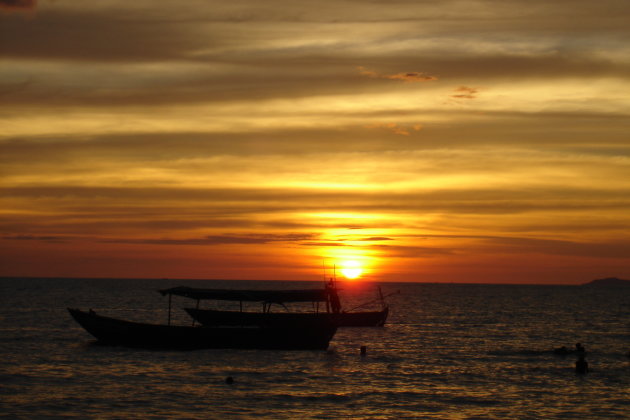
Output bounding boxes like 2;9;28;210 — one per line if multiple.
575;343;585;353
575;356;588;374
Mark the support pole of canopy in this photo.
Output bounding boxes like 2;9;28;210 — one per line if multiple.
192;299;199;326
168;293;172;326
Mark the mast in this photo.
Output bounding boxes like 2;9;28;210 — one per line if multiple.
328;264;342;314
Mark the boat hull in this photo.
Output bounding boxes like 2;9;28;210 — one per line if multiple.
185;306;389;328
337;307;389;327
68;308;336;350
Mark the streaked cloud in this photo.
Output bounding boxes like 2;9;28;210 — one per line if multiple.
358;66;438;82
365;122;423;136
102;233;319;246
0;0;35;11
451;86;478;99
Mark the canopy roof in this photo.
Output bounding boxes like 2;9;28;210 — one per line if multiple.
159;286;330;303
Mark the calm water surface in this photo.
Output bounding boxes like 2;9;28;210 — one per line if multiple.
1;278;629;419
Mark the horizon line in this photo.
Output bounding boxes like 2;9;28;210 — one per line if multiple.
0;275;599;286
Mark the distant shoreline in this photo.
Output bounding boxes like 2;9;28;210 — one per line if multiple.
581;277;630;287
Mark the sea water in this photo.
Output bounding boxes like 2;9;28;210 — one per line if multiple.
1;278;629;419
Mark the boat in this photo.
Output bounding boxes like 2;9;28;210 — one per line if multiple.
68;308;336;350
333;307;389;327
333;284;390;327
184;307;389;328
162;281;390;328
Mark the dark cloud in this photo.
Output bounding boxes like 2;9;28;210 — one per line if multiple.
0;9;200;62
3;112;629;176
0;212;389;239
298;235;394;246
0;0;35;11
4;226;630;261
3;1;630;68
103;233;318;246
358;66;437;82
1;52;628;113
451;86;478;99
365;122;423;136
372;232;630;260
2;234;68;242
301;242;346;247
373;244;457;258
483;236;630;259
3;184;630;223
426;54;629;80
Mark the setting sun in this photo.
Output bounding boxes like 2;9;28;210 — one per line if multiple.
340;260;363;280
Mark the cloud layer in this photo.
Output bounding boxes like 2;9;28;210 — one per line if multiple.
2;0;630;282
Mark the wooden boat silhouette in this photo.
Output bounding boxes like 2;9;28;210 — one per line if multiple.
67;308;336;350
161;281;390;329
184;307;388;328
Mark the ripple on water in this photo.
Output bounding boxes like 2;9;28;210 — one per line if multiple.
2;279;630;419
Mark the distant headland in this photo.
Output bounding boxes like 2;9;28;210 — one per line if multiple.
582;277;630;287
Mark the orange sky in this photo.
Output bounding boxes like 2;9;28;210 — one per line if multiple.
1;0;630;283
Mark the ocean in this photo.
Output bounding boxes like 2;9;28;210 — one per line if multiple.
1;277;629;419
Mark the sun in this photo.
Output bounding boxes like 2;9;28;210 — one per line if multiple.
340;260;363;280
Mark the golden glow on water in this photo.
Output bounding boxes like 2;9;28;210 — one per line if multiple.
4;278;630;418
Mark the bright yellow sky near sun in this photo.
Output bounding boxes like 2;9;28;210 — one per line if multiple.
1;0;630;283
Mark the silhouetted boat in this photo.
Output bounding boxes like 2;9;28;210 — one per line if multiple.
68;308;336;350
334;307;389;327
161;282;390;328
332;284;391;327
184;307;389;328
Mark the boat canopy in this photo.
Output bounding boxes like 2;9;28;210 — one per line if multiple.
159;286;330;303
